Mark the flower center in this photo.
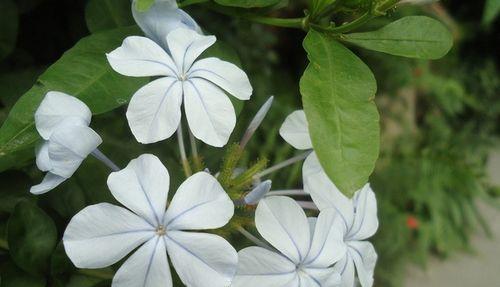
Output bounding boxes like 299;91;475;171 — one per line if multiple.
156;225;166;236
178;73;188;81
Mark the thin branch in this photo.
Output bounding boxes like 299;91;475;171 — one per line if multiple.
254;151;311;179
91;149;120;172
177;123;192;177
237;226;272;250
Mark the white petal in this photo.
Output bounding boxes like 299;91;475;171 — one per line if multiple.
304;160;355;230
348;242;377;287
255;196;311;264
165;231;238;287
35;141;51;172
183;79;236;147
303;267;341;287
188;57;252;100
126;77;183;144
347;184;379;241
113;236;172;287
298;273;320;287
35;91;91;140
164;172;233;230
107;154;170;227
244;180;272;205
48;125;102;178
279;110;312;150
63;203;155;268
302;152;324;186
107;36;178;77
232;246;297;287
167;28;216;72
305;208;347;268
333;255;355;287
132;0;201;51
30;173;66;195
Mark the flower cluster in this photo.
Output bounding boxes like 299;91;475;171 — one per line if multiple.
28;1;379;286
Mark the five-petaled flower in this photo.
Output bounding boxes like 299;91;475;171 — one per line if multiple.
233;196;344;287
305;173;379;287
63;154;238;287
31;91;102;194
107;27;253;147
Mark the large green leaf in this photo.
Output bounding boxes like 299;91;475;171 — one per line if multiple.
301;30;379;197
0;26;148;172
135;0;155;11
0;0;19;61
214;0;282;8
342;16;453;59
483;0;500;25
85;0;134;33
7;201;57;275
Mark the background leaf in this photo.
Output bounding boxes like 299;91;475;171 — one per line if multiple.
85;0;134;33
0;26;148;172
7;201;57;275
342;16;453;59
0;262;46;287
214;0;282;8
134;0;155;11
483;0;500;25
0;0;19;61
301;30;379;197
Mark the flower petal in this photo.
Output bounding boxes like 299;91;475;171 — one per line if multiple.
255;196;311;264
126;77;183;144
48;125;102;178
305;208;347;268
167;28;216;72
107;154;170;227
132;0;201;51
347;184;379;241
304;161;355;230
165;231;238;287
107;36;178;77
35;141;51;172
30;172;66;195
232;246;297;287
279;110;312;150
332;255;355;287
244;180;272;205
183;79;236;147
63;203;155;269
303;267;341;287
298;273;320;287
164;172;233;230
35;91;91;140
188;57;252;100
302;152;324;186
349;241;377;287
113;236;172;287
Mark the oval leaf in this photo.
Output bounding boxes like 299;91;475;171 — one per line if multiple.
0;26;148;172
85;0;134;33
301;30;380;197
342;16;453;59
215;0;282;8
7;200;57;275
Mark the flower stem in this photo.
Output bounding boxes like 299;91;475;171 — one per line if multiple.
267;189;306;197
189;129;203;171
297;201;318;210
77;269;114;280
254;151;311;179
240;96;274;150
236;226;272;250
91;149;120;172
177;123;192;178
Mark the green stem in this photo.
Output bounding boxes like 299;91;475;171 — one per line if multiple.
312;11;374;34
77;269;114;280
178;0;209;8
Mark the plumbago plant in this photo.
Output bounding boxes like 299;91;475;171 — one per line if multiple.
0;0;453;286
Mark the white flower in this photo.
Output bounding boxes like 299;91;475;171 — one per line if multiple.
63;154;238;287
305;175;379;287
31;91;102;195
279;110;325;186
107;27;252;147
132;0;202;52
233;196;344;287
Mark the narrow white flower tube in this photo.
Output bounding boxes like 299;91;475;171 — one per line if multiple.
63;154;238;287
233;196;344;287
107;27;252;147
30;92;102;195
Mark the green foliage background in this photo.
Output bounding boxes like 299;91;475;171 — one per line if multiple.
0;0;498;286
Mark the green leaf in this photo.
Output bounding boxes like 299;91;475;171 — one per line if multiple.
0;171;34;213
0;68;42;109
483;0;500;25
342;16;453;59
214;0;282;8
135;0;155;11
85;0;134;33
0;26;148;172
301;30;379;197
0;261;46;287
7;201;57;275
310;0;336;16
0;0;19;61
